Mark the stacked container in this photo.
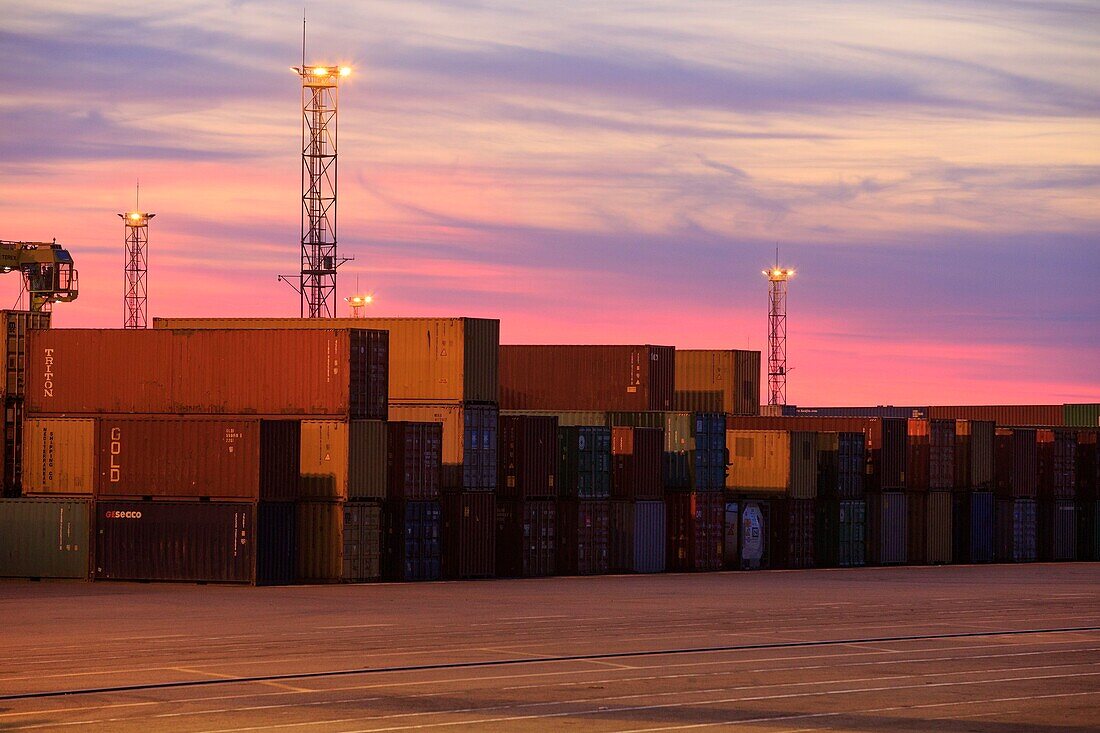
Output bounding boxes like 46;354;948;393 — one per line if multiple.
815;432;866;568
994;428;1038;562
495;415;558;577
609;426;665;573
0;310;51;497
951;420;995;563
1037;428;1076;562
382;421;443;581
556;425;611;574
1076;432;1099;561
905;419;954;565
672;349;760;415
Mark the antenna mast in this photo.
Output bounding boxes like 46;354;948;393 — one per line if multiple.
763;247;795;406
119;183;154;329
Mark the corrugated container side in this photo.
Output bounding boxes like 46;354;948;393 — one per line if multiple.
256;502;296;585
498;415;558;500
968;421;996;489
387;403;498;492
930;420;955;490
300;421;348;500
925;491;953;564
726;430;789;493
772;498;815;569
788;432;817;499
907;492;927;564
463;318;501;404
635;500;666;573
1076;433;1098;501
611;426;664;500
1038;499;1076;562
1064;404;1100;428
673;350;732;412
995;428;1038;498
95;500;256;583
495;499;555;577
734;350;761;416
441;492;495;579
906;420;930;492
501;410;606;427
261;421;302;502
342;502;382;582
1077;499;1099;561
558;426;611;499
0;497;89;578
22;417;95;495
383;500;442;581
2;310;51;399
296;500;344;583
867;492;907;565
1;398;21;496
953;491;994;563
666;492;723;571
28;329;387;419
1037;429;1076;499
557;499;610;575
995;498;1037;562
786;406;928;419
928;405;1062;426
348;420;387;501
386;422;441;501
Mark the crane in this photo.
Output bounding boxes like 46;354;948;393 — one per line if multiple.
0;240;79;311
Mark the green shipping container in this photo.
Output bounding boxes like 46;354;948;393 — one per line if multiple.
1064;404;1100;428
0;498;90;578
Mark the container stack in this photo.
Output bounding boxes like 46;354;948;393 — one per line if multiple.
814;432;866;568
904;419;954;565
1076;431;1099;561
495;415;558;577
0;310;51;497
951;420;996;563
383;421;443;581
1036;428;1076;562
673;349;760;416
609;426;666;573
556;424;611;575
994;428;1038;562
865;418;909;566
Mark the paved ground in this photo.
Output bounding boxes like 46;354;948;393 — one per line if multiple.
1;564;1098;732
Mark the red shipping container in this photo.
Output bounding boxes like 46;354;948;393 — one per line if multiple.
907;419;930;491
1037;429;1076;499
498;415;558;499
495;499;556;577
27;329;387;419
611;426;663;499
95;417;300;501
441;492;495;579
666;492;723;572
387;422;442;500
928;405;1062;426
772;498;816;569
995;428;1038;498
557;499;610;575
500;345;674;411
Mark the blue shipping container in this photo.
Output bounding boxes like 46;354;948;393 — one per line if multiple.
383;500;441;581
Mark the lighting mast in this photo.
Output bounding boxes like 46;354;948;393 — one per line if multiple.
119;185;154;329
763;251;795;406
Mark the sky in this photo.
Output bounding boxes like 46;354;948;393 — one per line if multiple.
1;0;1098;405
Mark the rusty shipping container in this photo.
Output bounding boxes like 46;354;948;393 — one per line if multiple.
1037;429;1076;499
388;403;497;492
726;430;817;498
93;417;300;501
27;329;388;419
609;499;666;573
343;501;382;582
611;426;663;499
815;432;865;499
953;491;994;563
995;428;1038;498
495;499;556;577
388;422;442;501
772;498;816;569
500;345;674;412
1038;499;1076;562
815;499;866;568
498;415;558;500
673;349;760;415
556;499;609;575
22;417;95;495
666;492;723;572
867;492;907;565
95;500;295;584
383;501;441;581
558;425;612;499
154;317;499;403
299;420;387;500
995;498;1037;562
441;492;495;579
1064;404;1100;428
2;309;51;399
928;405;1062;426
0;497;90;579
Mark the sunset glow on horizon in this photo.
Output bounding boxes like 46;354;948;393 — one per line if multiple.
1;1;1097;405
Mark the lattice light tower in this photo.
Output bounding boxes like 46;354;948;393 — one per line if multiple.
119;209;154;329
287;62;351;318
763;262;795;406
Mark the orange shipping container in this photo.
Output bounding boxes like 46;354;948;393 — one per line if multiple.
299;420;388;500
927;405;1062;426
673;349;760;415
22;417;95;495
153;317;498;403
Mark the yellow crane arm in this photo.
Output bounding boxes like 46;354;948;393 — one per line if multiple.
0;240;79;311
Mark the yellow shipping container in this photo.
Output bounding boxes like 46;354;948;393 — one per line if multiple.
726;429;790;493
301;421;348;500
674;349;760;415
151;317;499;403
22;417;95;495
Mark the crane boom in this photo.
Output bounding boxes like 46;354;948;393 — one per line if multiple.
0;240;79;311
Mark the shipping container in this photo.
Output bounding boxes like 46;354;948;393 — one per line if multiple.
725;430;817;498
784;405;928;419
608;412;725;490
928;405;1062;426
772;498;816;569
154;317;499;404
500;345;674;412
994;498;1037;562
2;398;23;497
557;499;610;575
296;500;343;583
995;428;1038;498
300;420;387;500
28;329;388;419
929;420;955;490
495;499;555;577
733;498;770;570
383;500;441;581
1038;499;1076;562
611;426;663;500
673;349;760;415
1037;429;1076;499
95;500;294;584
0;497;89;578
388;403;497;492
342;501;382;582
441;492;495;579
2;310;51;399
558;426;611;499
906;420;930;492
93;417;300;501
498;415;558;500
1078;433;1098;501
666;492;723;572
1064;404;1100;428
726;416;908;492
953;491;994;563
954;420;995;490
867;492;907;565
923;491;953;565
500;410;606;427
815;499;866;568
608;499;666;573
22;417;95;495
387;422;442;501
815;432;865;499
1077;500;1099;561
